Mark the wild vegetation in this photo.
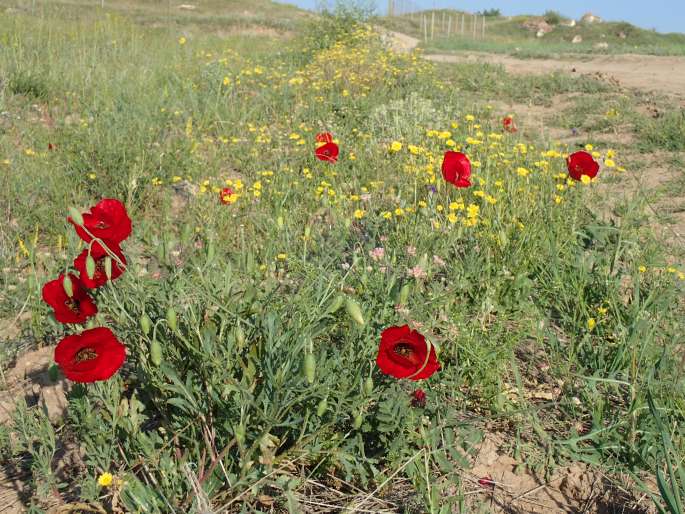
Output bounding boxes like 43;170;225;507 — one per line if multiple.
0;1;684;512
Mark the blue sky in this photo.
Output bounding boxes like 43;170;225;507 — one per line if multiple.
275;0;685;34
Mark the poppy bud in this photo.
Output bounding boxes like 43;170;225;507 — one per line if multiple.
85;254;96;279
48;363;59;382
304;226;311;238
140;314;151;336
364;376;373;395
62;275;74;297
234;424;245;446
68;207;84;226
398;283;411;305
150;339;163;366
86;318;97;330
353;412;363;429
304;352;316;384
104;256;112;280
277;216;284;229
166;307;177;332
206;240;215;262
345;297;365;326
316;398;328;417
156;242;165;264
235;324;245;349
118;398;129;417
326;294;344;314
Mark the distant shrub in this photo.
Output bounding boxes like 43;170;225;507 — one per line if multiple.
8;70;49;100
478;8;501;17
544;10;563;25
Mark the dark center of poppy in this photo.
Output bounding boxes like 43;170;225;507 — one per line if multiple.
64;298;80;313
394;342;414;358
323;149;331;155
95;258;106;275
94;220;110;229
75;348;98;362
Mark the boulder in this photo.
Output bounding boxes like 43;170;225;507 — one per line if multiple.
572;35;583;44
594;42;609;49
522;18;554;35
581;12;602;24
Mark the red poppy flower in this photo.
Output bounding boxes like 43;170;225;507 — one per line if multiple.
68;198;132;245
54;327;126;383
73;240;126;289
219;187;235;204
316;132;334;144
48;143;56;151
376;325;440;381
566;151;599;181
441;151;471;188
502;116;517;133
41;273;98;324
411;389;427;407
315;142;339;163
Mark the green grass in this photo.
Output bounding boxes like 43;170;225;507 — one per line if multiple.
1;2;684;513
378;10;685;57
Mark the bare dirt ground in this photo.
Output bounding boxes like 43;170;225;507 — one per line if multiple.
379;29;685;99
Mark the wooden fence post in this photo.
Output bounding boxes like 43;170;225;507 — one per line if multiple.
431;11;435;40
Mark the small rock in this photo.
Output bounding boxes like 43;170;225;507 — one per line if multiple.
594;42;609;50
572;35;583;44
618;31;627;39
176;4;196;9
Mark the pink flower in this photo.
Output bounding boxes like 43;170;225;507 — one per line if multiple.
433;255;446;267
369;247;385;261
407;266;427;279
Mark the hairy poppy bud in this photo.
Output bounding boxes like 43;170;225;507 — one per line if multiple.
234;424;245;446
68;207;84;226
48;363;59;382
150;339;162;366
303;350;315;378
277;216;284;229
345;297;364;326
235;324;245;350
304;352;316;384
398;283;411;305
353;412;363;429
364;376;373;396
140;314;151;336
166;307;177;332
85;254;96;279
326;294;344;314
206;239;215;262
104;256;112;280
62;275;74;298
304;226;311;238
316;398;328;417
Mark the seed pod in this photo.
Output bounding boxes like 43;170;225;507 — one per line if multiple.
104;257;112;280
68;207;84;226
316;398;328;417
85;254;96;279
326;294;344;314
150;339;163;366
345;297;365;326
62;275;74;298
364;376;373;396
304;352;316;384
140;314;152;336
353;412;363;429
166;307;177;332
399;283;411;305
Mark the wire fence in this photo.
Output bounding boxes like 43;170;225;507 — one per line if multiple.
387;1;489;42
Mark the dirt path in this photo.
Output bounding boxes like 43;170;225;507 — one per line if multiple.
379;29;685;97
